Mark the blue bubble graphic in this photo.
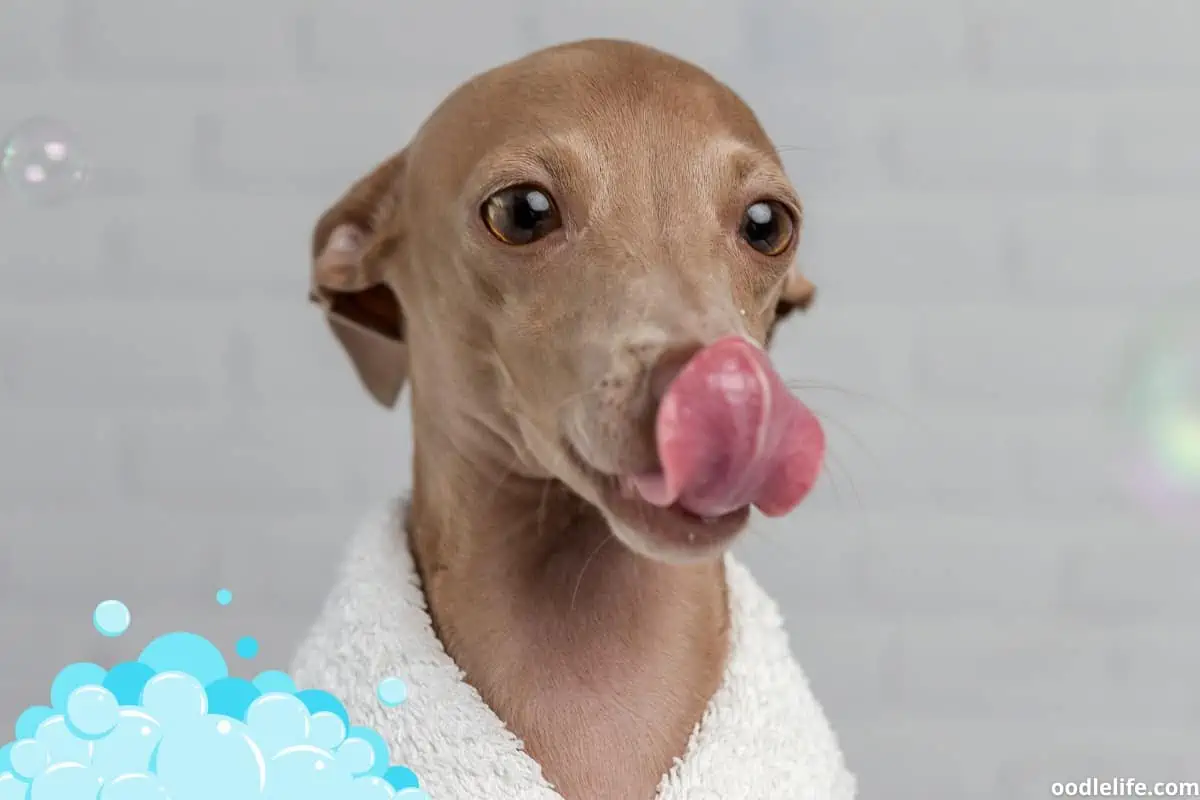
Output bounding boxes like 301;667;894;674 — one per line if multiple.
0;772;26;800
308;711;347;752
267;744;353;799
34;714;92;766
9;738;49;780
294;690;349;729
205;677;261;721
251;671;295;696
140;672;207;728
103;661;157;706
14;706;53;740
65;684;119;739
154;715;266;800
29;761;103;797
1;592;425;798
216;589;233;606
376;677;408;708
94;600;132;637
336;736;376;777
246;693;310;759
139;632;228;687
344;727;389;778
235;637;259;660
90;709;161;782
384;765;420;791
49;663;107;711
99;772;171;800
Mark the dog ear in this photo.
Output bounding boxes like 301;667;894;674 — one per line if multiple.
766;268;817;346
310;150;410;408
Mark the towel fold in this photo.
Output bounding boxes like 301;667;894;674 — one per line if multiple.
290;501;856;799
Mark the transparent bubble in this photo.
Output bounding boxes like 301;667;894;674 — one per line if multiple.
154;716;266;800
90;709;162;782
28;762;103;799
50;662;108;711
138;632;229;687
336;736;376;777
344;727;388;779
94;600;132;637
1116;302;1200;523
308;711;347;752
0;117;89;205
35;714;93;766
216;589;233;606
99;773;172;800
140;672;208;728
375;678;407;708
14;705;54;739
266;744;353;800
66;684;120;738
246;693;311;759
9;739;49;781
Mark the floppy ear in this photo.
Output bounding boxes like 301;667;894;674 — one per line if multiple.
309;150;409;408
766;268;817;346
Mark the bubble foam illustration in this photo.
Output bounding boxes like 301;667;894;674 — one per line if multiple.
0;595;425;800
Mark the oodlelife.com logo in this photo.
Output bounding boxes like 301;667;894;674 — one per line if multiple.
0;590;426;800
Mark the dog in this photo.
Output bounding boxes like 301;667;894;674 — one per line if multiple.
299;38;851;800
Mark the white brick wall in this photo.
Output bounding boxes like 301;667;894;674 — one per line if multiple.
2;2;1198;797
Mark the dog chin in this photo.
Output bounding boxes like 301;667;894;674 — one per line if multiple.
595;490;752;565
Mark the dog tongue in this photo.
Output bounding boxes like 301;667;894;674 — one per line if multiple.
630;336;824;518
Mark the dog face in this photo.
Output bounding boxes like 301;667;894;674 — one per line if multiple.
311;40;819;562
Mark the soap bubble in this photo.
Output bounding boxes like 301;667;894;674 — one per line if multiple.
90;709;162;781
94;600;132;637
235;637;259;660
376;678;407;708
14;706;54;740
0;117;89;205
28;761;103;798
205;677;261;721
336;736;376;777
383;766;420;791
35;714;93;766
250;671;294;696
1116;302;1200;523
66;684;119;739
344;727;388;778
103;662;157;706
308;712;347;752
9;738;49;780
216;589;233;606
267;744;353;799
49;663;107;711
139;632;228;687
141;672;208;728
154;716;266;800
245;693;310;758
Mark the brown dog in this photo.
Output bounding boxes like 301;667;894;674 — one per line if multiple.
308;39;824;800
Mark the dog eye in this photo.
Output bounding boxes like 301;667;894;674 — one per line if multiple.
481;184;562;245
740;200;795;257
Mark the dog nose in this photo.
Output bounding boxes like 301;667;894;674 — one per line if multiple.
648;343;705;404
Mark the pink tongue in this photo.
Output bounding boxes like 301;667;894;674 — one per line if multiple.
630;336;825;518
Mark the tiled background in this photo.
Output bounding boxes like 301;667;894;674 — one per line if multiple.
2;1;1198;797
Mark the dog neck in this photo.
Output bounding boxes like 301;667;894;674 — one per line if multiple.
405;402;730;800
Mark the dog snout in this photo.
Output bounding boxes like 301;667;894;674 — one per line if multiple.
647;343;705;406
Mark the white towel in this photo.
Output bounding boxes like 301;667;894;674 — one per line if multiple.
290;501;856;799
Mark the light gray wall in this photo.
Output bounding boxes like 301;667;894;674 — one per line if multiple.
2;1;1198;798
